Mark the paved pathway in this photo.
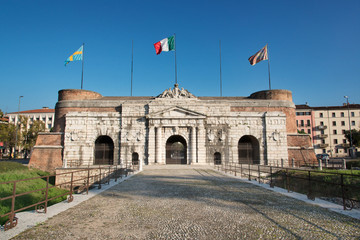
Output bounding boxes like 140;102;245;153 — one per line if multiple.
12;166;360;239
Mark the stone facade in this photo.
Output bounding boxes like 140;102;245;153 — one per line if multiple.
30;84;316;172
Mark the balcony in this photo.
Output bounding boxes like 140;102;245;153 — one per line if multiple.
317;125;327;130
340;143;350;148
319;143;329;148
318;134;328;139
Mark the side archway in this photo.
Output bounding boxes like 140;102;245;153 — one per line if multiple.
214;152;221;165
132;152;139;165
238;135;260;164
166;135;187;164
94;135;114;165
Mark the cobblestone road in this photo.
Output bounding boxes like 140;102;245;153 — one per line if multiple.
13;166;360;239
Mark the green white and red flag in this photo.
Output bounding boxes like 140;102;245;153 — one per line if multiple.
154;36;175;55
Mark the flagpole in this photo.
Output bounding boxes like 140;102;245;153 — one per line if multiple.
81;43;84;90
174;33;177;85
131;40;134;96
267;44;271;90
219;40;222;97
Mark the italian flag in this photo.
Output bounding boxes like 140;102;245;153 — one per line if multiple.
154;36;175;55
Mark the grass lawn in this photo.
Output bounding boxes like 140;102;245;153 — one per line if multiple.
0;162;68;226
272;168;360;202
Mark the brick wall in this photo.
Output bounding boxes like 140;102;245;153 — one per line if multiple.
58;89;102;101
287;134;317;166
28;133;63;173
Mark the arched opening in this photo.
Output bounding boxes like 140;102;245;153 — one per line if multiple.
238;135;260;164
132;152;139;165
166;135;187;164
214;152;221;165
94;136;114;165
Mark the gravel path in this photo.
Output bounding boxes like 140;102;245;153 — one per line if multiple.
12;166;360;239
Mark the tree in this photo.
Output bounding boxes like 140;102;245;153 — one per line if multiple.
0;109;3;118
21;119;45;156
345;129;360;148
0;123;16;157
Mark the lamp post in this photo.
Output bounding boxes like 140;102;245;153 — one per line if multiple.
344;96;353;158
14;96;23;159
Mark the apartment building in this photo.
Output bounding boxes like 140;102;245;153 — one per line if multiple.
7;107;55;131
296;104;360;157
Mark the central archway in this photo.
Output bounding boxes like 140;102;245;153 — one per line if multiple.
166;135;187;164
94;135;114;165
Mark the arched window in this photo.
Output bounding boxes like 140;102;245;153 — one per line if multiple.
94;136;114;165
132;152;139;165
214;152;221;165
238;135;260;164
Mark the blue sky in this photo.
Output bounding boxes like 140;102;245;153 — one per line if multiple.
1;0;359;113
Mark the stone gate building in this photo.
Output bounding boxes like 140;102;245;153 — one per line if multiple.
29;84;316;172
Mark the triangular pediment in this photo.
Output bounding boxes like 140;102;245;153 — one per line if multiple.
147;106;206;119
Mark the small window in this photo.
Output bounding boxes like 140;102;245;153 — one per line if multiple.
307;129;311;134
341;121;345;126
320;121;324;126
342;130;346;134
351;112;355;117
334;139;338;144
321;130;324;134
322;139;325;144
47;124;52;129
343;139;347;144
333;130;337;135
320;113;323;118
335;148;339;153
296;120;298;127
341;112;344;117
332;121;336;126
322;149;326;153
300;120;304;127
351;121;355;126
332;112;336;117
307;120;311;126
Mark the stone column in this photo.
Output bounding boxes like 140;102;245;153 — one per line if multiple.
191;127;196;165
156;126;162;164
148;126;155;164
197;125;206;164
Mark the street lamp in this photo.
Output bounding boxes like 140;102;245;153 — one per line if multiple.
14;96;23;159
344;96;353;157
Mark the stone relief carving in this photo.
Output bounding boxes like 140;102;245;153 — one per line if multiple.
125;130;144;142
157;84;196;99
207;128;226;142
207;129;215;142
137;130;144;141
65;131;79;142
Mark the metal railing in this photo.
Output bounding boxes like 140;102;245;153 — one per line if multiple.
0;165;134;231
215;162;360;211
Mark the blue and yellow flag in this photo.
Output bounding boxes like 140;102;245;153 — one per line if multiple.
65;45;83;66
